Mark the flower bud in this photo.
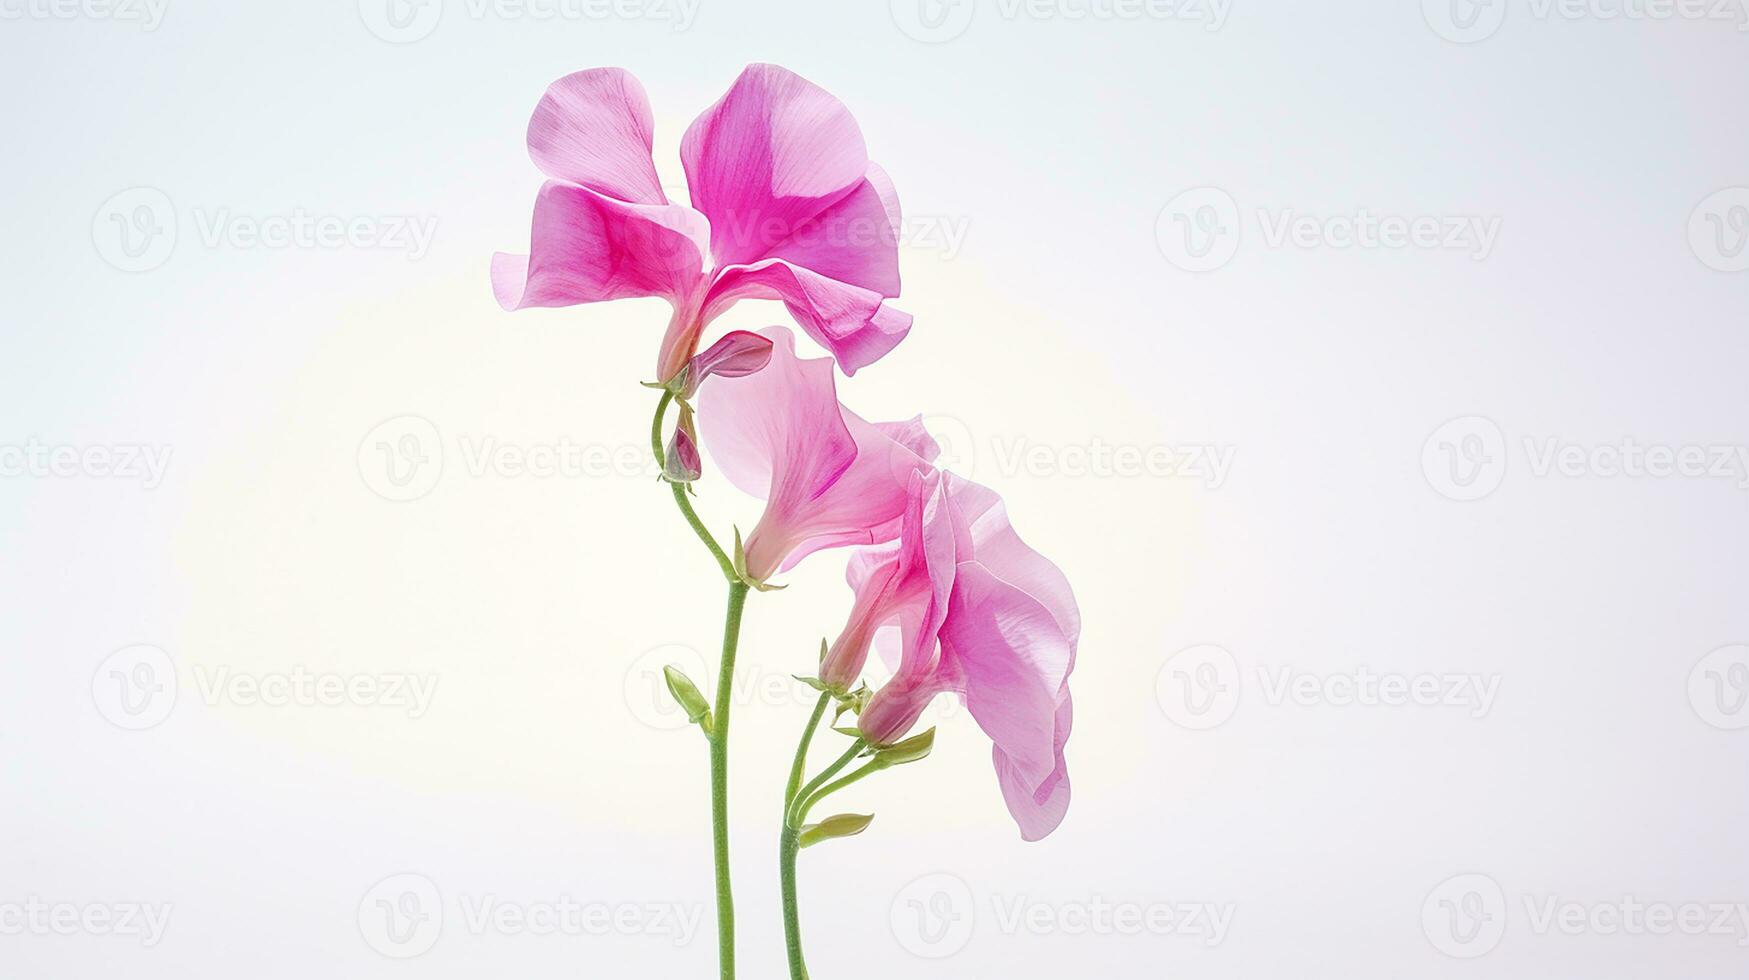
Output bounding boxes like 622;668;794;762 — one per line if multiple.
678;330;775;399
798;812;875;848
662;665;712;732
857;681;935;747
662;405;703;484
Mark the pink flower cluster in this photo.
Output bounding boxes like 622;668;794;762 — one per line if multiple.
495;65;1079;840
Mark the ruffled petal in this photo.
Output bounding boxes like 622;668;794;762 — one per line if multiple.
526;68;666;205
995;695;1072;841
759;163;902;297
680;64;869;269
695;325;854;504
492;181;709;311
702;259;911;375
938;560;1073;802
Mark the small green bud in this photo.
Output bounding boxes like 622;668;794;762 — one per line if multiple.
663;665;713;733
798;812;875;848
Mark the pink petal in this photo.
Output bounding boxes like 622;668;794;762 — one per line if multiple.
695;327;856;571
944;474;1081;651
526;68;666;205
680;64;870;270
822;472;956;690
492;181;709;311
760;163;902;297
695;327;935;581
938;560;1073;808
678;329;775;399
702;259;911;375
995;695;1072;841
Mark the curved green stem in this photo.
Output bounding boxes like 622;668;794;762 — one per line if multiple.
651;389;737;582
780;692;832;980
786;741;866;830
792;756;887;828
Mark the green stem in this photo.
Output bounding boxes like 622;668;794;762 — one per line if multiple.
651;389;737;582
710;580;750;980
780;693;832;980
786;741;866;830
792;757;886;828
651;389;747;980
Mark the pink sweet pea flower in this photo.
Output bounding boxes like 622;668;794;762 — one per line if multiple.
696;326;938;585
849;472;1080;841
492;65;910;382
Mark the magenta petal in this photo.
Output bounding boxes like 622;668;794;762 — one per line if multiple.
703;259;911;375
681;64;870;270
492;182;709;311
761;163;903;297
696;325;853;504
526;68;667;205
679;329;775;399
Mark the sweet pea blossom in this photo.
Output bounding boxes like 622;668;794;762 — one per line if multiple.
844;472;1080;841
492;64;910;382
696;326;938;585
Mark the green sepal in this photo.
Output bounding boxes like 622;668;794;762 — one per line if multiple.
798;812;875;848
873;727;935;767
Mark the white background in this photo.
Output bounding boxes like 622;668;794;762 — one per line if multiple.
3;0;1748;976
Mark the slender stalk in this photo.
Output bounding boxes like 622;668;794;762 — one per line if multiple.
791;757;887;828
651;389;737;582
780;693;833;980
786;741;866;830
710;581;750;980
649;390;748;979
